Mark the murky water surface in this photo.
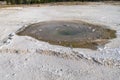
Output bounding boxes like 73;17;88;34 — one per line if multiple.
17;21;116;49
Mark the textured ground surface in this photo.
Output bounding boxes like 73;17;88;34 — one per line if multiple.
0;3;120;80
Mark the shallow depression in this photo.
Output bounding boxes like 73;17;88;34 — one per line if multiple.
17;20;116;50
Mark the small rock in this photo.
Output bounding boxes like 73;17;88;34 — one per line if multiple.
12;73;16;76
8;37;12;40
92;29;96;32
15;50;19;54
25;58;28;61
76;54;84;59
8;33;14;37
60;69;63;71
39;29;42;32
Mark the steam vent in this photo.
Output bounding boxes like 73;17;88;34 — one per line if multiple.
17;20;116;50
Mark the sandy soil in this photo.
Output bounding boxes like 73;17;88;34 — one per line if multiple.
0;2;120;80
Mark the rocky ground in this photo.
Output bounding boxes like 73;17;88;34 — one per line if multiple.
0;2;120;80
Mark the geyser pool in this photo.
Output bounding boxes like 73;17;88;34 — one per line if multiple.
17;20;116;49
